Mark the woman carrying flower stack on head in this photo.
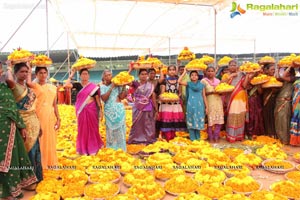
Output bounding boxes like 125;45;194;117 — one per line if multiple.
290;71;300;146
245;71;265;139
128;69;157;144
25;66;60;169
201;67;224;142
274;67;295;145
0;62;38;199
178;68;208;141
223;60;253;142
66;69;104;155
262;63;277;138
5;62;43;186
157;65;187;141
100;69;127;151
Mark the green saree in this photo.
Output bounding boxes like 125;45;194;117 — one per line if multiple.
0;83;37;198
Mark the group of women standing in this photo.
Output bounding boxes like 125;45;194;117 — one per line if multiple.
0;62;59;199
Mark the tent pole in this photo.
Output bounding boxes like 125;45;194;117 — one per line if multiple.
169;37;171;65
253;38;256;62
46;0;50;57
213;7;217;68
0;0;42;52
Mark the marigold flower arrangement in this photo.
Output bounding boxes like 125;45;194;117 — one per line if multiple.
262;77;283;88
112;71;135;86
207;151;231;168
119;159;143;175
256;144;287;159
31;54;52;67
187;140;211;152
223;148;244;160
140;143;162;153
61;170;88;185
258;56;275;64
219;193;249;200
185;59;208;71
29;192;60;200
222;164;250;178
64;197;93;200
196;182;233;199
89;170;121;183
164;175;199;194
75;155;99;168
123;170;154;186
42;169;60;180
239;62;261;73
234;153;262;168
218;56;232;66
178;47;196;61
154;163;185;180
175;193;211;200
71;55;96;71
181;158;209;173
172;151;198;164
7;47;35;64
215;83;235;93
270;180;300;199
160;92;180;102
127;179;165;200
292;152;300;163
249;190;288;200
146;152;173;166
224;174;261;193
127;144;146;155
194;167;226;184
84;183;120;199
277;53;296;67
250;74;270;85
262;159;294;171
36;179;63;193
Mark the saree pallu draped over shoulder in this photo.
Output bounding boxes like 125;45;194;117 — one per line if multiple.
128;81;156;144
75;83;103;155
226;75;248;142
12;83;43;182
0;83;37;198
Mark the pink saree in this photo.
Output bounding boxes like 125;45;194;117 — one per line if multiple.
75;83;103;155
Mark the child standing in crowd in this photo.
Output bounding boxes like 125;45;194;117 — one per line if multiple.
201;67;224;142
157;65;186;141
178;68;207;141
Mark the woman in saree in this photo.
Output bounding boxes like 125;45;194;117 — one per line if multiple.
201;67;224;142
157;65;186;141
0;62;37;199
128;69;157;144
100;69;127;150
179;68;208;141
6;63;43;186
245;73;265;139
67;69;103;155
274;67;295;145
224;60;253;142
26;66;60;169
290;74;300;146
262;63;277;138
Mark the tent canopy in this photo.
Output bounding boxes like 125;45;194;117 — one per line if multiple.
1;0;300;57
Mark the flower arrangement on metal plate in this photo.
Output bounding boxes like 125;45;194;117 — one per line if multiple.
106;194;137;200
84;183;120;199
270;180;300;199
89;170;121;183
223;148;244;160
7;47;35;64
181;158;209;173
194;167;226;184
234;153;262;168
154;163;185;181
58;184;85;199
196;182;233;199
61;169;88;185
123;169;154;187
219;193;250;200
256;144;287;160
36;179;63;194
164;175;199;195
127;179;165;200
172;150;198;164
224;174;262;194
